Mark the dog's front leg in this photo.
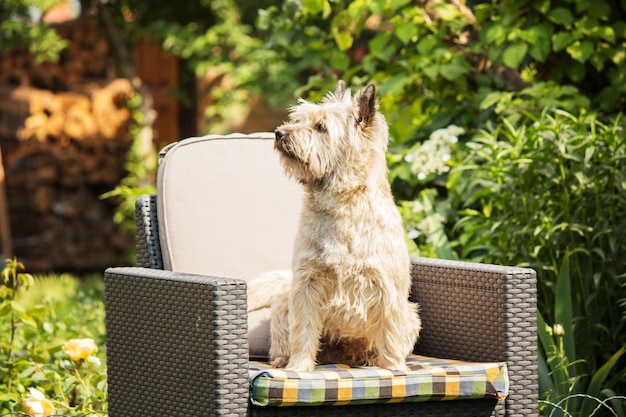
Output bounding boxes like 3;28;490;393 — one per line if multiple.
269;290;291;368
285;274;326;372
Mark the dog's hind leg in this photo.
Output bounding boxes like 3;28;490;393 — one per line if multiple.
247;270;292;313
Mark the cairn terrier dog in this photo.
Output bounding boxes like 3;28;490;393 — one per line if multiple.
248;81;421;372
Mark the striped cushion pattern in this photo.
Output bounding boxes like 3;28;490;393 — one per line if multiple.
249;354;509;407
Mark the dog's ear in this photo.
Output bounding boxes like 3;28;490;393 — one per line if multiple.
333;80;347;100
357;84;376;126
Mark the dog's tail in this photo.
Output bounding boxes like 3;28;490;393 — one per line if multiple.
247;270;292;312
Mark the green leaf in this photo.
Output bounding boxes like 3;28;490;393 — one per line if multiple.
10;299;26;313
0;300;11;315
575;0;592;13
537;310;570;398
589;52;606;72
579;345;626;417
554;253;576;364
390;0;412;11
479;91;505;110
502;42;528;69
303;0;331;17
334;31;353;51
15;310;38;328
379;74;413;95
329;53;350;71
537;311;556;356
529;35;551;62
394;21;418;44
369;32;392;60
482;22;506;46
566;40;594;63
610;48;625;65
423;64;440;80
367;0;385;15
589;26;615;43
533;0;551;14
548;7;575;26
552;31;576;52
417;35;438;55
439;63;468;80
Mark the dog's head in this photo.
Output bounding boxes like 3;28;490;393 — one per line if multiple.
274;81;389;189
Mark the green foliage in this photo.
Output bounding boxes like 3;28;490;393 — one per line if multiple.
128;0;290;133
450;110;626;413
257;0;485;142
1;260;106;416
538;255;626;416
478;0;626;112
0;0;69;63
100;87;156;249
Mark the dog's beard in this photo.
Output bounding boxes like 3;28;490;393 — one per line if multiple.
276;140;328;187
275;138;300;162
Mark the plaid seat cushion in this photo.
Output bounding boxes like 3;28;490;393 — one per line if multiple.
249;354;509;407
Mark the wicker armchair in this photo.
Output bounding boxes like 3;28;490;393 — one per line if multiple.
104;133;538;417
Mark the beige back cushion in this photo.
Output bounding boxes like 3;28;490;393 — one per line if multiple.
157;133;302;359
156;133;303;280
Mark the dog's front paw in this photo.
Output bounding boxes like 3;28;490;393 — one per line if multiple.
379;358;410;373
270;356;289;368
285;358;316;372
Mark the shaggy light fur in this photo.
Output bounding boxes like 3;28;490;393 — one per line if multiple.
247;81;421;372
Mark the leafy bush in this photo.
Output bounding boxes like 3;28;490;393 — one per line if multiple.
449;110;626;414
478;0;626;112
0;259;107;416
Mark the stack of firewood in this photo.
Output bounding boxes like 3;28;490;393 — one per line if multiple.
0;18;114;89
2;78;135;271
0;15;138;271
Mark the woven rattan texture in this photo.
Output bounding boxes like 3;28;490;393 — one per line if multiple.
104;267;249;417
411;258;538;416
248;398;502;416
503;266;538;416
134;195;163;269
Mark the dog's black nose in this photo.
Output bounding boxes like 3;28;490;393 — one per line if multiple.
275;128;287;141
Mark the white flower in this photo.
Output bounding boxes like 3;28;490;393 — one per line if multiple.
553;324;565;336
409;125;464;178
23;388;56;417
407;229;420;239
86;355;102;366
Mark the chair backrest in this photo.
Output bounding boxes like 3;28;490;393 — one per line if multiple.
156;133;303;281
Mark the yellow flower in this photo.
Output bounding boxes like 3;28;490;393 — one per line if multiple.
62;338;98;361
23;388;56;417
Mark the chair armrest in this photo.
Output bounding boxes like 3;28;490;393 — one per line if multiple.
410;257;537;416
104;267;249;417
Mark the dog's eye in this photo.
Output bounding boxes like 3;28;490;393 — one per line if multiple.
314;123;327;133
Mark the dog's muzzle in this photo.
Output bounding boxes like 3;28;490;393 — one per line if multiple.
274;128;298;161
